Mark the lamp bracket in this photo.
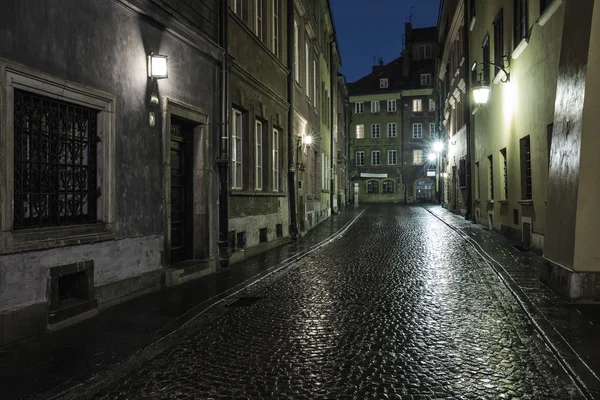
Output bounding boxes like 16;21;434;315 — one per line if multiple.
472;53;511;83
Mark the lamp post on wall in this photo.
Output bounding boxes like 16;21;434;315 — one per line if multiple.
429;140;444;204
470;55;511;105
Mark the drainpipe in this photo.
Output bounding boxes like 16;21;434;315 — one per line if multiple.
287;0;299;239
463;0;472;221
329;39;335;215
217;0;230;268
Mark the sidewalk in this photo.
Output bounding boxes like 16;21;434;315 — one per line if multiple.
0;205;366;400
424;204;600;399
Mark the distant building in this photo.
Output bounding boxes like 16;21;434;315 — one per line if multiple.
348;23;438;204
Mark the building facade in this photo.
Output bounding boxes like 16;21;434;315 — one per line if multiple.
348;24;438;204
0;0;221;344
437;0;470;216
445;0;600;301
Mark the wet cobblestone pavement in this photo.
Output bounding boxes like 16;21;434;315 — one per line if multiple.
82;205;583;399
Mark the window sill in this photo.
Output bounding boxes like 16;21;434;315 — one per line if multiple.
469;16;476;31
518;199;533;206
512;37;529;60
230;191;287;197
487;200;495;204
1;223;115;255
538;0;563;27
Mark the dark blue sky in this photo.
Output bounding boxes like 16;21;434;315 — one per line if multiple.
331;0;441;82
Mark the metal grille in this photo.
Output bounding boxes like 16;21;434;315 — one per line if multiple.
13;90;98;229
524;136;532;199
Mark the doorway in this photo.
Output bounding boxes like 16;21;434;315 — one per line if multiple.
170;117;194;263
353;182;359;204
415;179;433;202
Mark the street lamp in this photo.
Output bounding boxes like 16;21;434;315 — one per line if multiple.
428;152;436;162
471;55;510;105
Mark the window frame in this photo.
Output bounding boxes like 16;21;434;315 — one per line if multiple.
387;123;397;138
387;100;397;112
371;101;380;113
420;74;432;86
0;61;117;253
255;0;264;41
371;150;381;166
429;99;436;112
255;120;263;191
305;40;310;99
356;151;365;166
413;99;423;112
231;109;244;190
367;180;379;194
514;0;529;48
355;102;364;114
412;123;423;139
272;0;281;57
371;123;380;138
493;8;504;79
382;180;394;193
387;150;397;165
380;78;389;88
273;128;280;192
356;124;364;139
413;150;423;164
293;20;299;83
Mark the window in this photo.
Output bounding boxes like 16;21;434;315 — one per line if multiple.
371;151;380;166
313;59;317;109
475;161;481;200
356;124;364;139
387;123;397;138
413;150;423;164
232;110;243;189
356;151;365;166
459;156;467;187
420;74;432;86
493;9;504;77
429;99;436;112
371;124;380;138
488;154;494;200
413;99;422;112
412;123;423;139
387;150;397;165
383;180;394;193
12;90;99;229
387;100;396;112
380;78;388;88
305;42;310;99
429;123;436;137
540;0;550;14
273;128;279;191
367;180;379;194
470;0;476;22
233;0;246;21
255;0;264;41
417;45;432;60
500;148;508;199
514;0;529;47
272;0;281;57
482;35;490;84
355;102;364;114
371;101;380;113
255;120;263;190
294;21;299;83
520;135;532;199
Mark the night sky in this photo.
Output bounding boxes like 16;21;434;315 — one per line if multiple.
330;0;441;82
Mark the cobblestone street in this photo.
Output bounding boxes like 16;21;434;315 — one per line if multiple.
84;205;582;399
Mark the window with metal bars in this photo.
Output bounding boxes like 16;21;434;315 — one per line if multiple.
13;89;98;229
501;148;508;199
520;136;532;199
488;154;494;200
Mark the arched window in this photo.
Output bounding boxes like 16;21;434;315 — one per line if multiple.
367;180;379;194
383;180;394;193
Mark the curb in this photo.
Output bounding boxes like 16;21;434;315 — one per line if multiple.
39;208;366;400
422;205;600;400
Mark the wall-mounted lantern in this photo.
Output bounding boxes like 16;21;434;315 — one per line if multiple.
147;53;169;79
471;54;510;105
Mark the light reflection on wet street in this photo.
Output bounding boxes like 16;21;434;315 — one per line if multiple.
88;205;583;399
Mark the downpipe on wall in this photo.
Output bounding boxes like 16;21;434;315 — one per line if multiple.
217;0;230;267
